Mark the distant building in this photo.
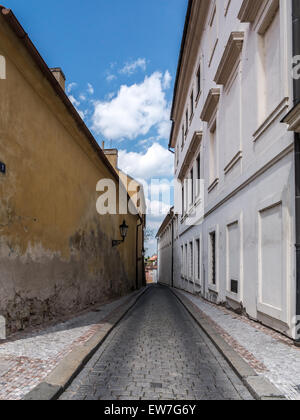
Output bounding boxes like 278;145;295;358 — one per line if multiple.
145;256;158;284
158;0;300;342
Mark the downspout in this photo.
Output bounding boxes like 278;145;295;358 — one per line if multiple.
292;0;300;345
136;221;142;290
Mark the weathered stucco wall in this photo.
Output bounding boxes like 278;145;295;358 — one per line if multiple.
0;16;140;334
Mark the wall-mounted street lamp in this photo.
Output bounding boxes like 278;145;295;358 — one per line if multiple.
112;220;129;247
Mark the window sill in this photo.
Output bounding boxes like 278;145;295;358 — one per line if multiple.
208;284;218;294
196;91;202;106
208;178;219;194
253;97;289;143
226;291;240;304
224;151;242;174
208;39;218;68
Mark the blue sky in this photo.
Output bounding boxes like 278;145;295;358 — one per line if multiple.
4;0;187;255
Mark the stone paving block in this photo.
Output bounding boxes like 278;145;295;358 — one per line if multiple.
60;286;253;401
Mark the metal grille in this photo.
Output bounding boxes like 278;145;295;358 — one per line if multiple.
231;280;238;294
210;232;216;285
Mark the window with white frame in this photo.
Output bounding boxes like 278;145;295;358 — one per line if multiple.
190;168;194;205
196;238;201;283
224;72;241;166
209;121;217;184
181;245;184;276
261;6;281;119
185;110;189;134
196;154;201;196
184;244;188;278
209;5;218;62
189;242;193;279
190;90;194;120
196;65;201;99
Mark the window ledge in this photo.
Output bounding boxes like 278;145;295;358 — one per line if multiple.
208;39;219;68
253;98;289;143
208;284;218;294
224;151;242;174
196;90;202;106
208;178;219;194
226;291;240;303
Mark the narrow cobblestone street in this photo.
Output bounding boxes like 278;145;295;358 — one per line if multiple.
60;285;253;400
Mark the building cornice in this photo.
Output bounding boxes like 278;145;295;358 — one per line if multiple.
238;0;264;23
200;89;220;123
282;102;300;133
178;131;203;181
214;32;244;86
169;0;210;148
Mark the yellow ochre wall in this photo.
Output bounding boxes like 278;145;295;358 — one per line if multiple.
0;16;140;334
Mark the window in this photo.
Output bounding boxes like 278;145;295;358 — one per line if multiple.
181;245;184;277
185;244;188;278
185;110;189;134
190;168;194;204
182;184;185;216
197;154;201;193
189;242;193;279
185;179;189;212
261;8;281;119
259;203;284;315
196;66;201;98
209;232;216;285
224;72;241;166
181;125;185;149
209;122;217;184
209;6;218;62
190;90;194;119
227;222;240;295
196;239;201;281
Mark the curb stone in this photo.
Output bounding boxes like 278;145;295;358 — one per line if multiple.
23;287;150;400
169;287;287;401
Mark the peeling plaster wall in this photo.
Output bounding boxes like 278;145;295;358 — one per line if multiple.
0;17;139;334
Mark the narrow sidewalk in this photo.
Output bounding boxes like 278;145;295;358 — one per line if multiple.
174;288;300;400
0;288;146;400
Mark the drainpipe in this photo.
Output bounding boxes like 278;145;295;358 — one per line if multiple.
292;0;300;346
136;221;142;290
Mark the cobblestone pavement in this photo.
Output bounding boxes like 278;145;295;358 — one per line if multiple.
175;289;300;400
0;290;143;400
60;285;253;400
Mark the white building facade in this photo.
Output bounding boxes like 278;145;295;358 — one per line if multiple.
158;0;300;340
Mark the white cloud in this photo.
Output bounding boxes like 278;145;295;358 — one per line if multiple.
118;143;174;180
106;74;116;82
92;72;171;140
163;70;172;89
87;83;94;95
67;82;77;93
79;94;86;101
146;199;170;217
106;92;115;100
157;119;172;139
120;58;147;75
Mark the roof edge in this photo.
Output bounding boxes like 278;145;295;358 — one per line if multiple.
169;0;193;148
0;6;120;184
